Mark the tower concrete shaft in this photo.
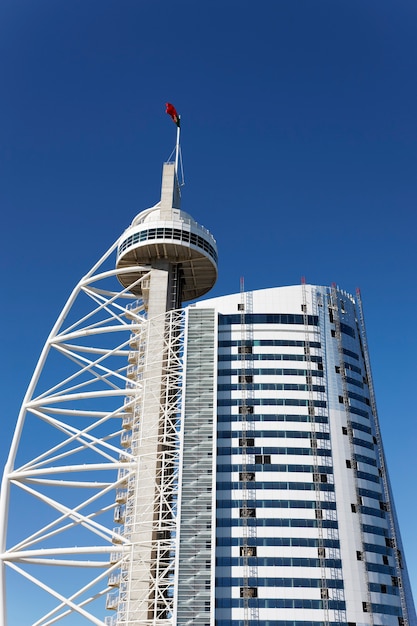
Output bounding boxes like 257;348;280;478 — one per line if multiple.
112;161;218;625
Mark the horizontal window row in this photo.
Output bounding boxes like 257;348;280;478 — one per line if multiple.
216;500;336;510
350;405;370;419
218;448;330;460
215;518;339;529
357;472;380;486
348;391;371;406
219;314;319;326
339;322;356;338
367;562;396;575
218;368;324;378
216;557;342;568
215;598;346;610
344;360;362;374
118;227;217;262
216;577;343;588
216;481;335;492
217;414;328;424
362;524;389;537
370;603;402;616
358;487;383;501
218;431;330;440
218;399;327;408
217;464;334;474
364;542;392;556
218;354;323;363
354;453;377;467
369;582;399;596
352;437;375;451
215;622;345;626
343;347;360;361
216;538;340;548
218;339;321;348
218;383;326;392
346;375;364;389
351;421;372;435
360;505;387;519
217;447;332;457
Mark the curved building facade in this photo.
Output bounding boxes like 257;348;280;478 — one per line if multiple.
178;284;416;626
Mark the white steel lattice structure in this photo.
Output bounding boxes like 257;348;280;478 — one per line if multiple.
0;150;218;625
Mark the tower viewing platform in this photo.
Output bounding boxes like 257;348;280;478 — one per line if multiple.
116;161;218;303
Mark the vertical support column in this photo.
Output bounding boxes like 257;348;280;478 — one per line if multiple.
121;266;178;625
176;309;216;626
331;286;374;626
301;283;331;626
238;285;258;626
159;163;180;219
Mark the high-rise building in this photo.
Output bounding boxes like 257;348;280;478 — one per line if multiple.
0;144;415;626
186;284;416;626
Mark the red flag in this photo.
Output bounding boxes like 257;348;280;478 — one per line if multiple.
165;102;180;127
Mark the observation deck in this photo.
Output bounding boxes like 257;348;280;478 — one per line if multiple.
116;163;218;302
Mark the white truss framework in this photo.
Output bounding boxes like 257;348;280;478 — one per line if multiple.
0;239;185;626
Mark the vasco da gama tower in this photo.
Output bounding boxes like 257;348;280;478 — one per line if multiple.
0;116;415;626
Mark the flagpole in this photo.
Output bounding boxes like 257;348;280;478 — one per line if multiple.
175;119;181;176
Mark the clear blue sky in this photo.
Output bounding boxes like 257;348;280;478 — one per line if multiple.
1;0;417;608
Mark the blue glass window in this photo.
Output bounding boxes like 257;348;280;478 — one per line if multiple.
217;414;328;424
219;314;319;326
215;518;338;529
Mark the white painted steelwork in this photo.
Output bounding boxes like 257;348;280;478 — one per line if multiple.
115;307;185;626
0;148;217;625
0;236;184;625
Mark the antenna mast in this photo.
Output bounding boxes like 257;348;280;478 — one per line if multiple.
175;121;181;175
165;102;183;184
